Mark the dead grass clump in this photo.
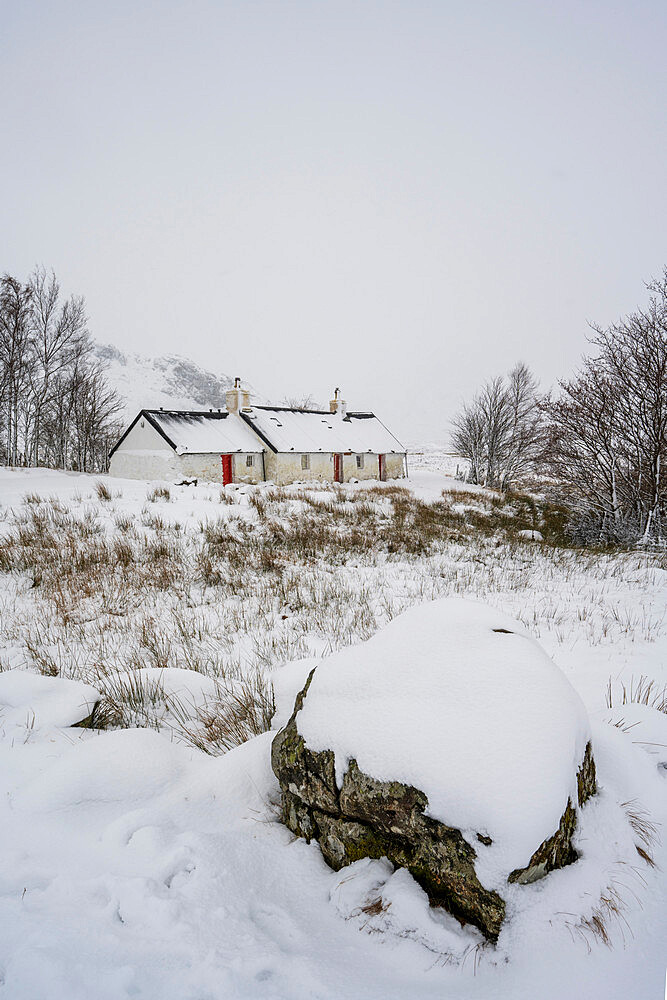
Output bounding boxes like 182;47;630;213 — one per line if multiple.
574;884;625;950
95;480;112;502
147;484;171;502
248;493;268;518
114;513;136;534
113;539;135;566
95;670;171;730
178;674;275;754
606;675;667;714
622;801;659;868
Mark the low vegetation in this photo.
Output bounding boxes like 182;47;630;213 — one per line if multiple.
0;479;665;754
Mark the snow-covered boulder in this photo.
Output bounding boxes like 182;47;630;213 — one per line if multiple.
271;599;596;942
0;670;101;729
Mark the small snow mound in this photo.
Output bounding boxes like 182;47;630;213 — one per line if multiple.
0;670;100;730
599;702;667;773
16;728;193;812
296;598;591;884
330;858;482;957
517;529;544;541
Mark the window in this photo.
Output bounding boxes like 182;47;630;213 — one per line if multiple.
301;454;310;470
356;454;364;469
246;455;254;467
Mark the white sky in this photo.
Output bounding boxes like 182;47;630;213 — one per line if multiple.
2;0;666;442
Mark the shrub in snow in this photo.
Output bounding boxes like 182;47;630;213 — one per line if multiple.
516;528;544;541
271;598;597;943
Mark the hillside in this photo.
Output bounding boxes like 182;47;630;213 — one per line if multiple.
93;343;262;421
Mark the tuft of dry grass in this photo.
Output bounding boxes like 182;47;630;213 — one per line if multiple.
95;480;112;502
175;673;275;754
575;884;625;949
606;675;667;714
147;484;171;503
622;801;659;868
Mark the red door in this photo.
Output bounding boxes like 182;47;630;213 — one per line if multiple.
378;454;386;482
221;454;233;485
333;453;343;483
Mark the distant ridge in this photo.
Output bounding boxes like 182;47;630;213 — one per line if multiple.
93;344;264;421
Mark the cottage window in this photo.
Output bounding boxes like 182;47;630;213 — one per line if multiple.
355;454;364;469
246;455;254;467
301;454;310;470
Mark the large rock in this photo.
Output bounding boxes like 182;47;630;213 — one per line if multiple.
271;599;597;943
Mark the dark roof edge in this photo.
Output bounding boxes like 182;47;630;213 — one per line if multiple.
143;409;228;419
254;406;378;419
109;409;178;458
253;405;331;415
239;411;278;452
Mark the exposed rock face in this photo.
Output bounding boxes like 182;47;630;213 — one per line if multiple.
508;743;596;884
271;669;596;943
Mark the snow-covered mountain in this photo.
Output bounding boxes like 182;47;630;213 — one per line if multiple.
94;344;262;422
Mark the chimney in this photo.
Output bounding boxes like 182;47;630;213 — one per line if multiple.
226;376;242;414
329;386;347;418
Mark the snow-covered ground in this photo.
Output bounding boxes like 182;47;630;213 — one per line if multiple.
0;467;665;999
407;443;470;479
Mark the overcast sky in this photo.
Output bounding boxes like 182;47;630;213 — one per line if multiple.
2;0;666;442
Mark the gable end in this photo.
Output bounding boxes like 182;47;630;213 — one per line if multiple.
109;410;178;458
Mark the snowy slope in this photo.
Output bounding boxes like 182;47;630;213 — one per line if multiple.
93;343;264;422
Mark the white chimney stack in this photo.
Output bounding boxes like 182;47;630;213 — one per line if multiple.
226;377;252;413
329;387;347;418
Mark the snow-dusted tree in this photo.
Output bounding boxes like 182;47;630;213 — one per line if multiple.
0;268;122;472
0;275;33;465
27;267;91;466
500;364;546;487
452;364;544;490
544;268;667;544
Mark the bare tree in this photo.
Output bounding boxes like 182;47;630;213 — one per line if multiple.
27;267;90;466
281;393;321;410
0;275;33;465
452;364;545;490
544;268;667;544
0;267;123;473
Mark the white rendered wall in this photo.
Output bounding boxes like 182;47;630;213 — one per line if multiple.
264;452;407;485
109;419;179;481
179;453;265;485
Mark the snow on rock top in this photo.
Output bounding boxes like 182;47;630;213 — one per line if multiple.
295;598;591;883
0;670;100;730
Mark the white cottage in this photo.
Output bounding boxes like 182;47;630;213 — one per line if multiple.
109;382;407;485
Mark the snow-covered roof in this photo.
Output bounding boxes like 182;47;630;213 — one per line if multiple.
241;407;405;454
152;410;266;454
111;410;265;456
